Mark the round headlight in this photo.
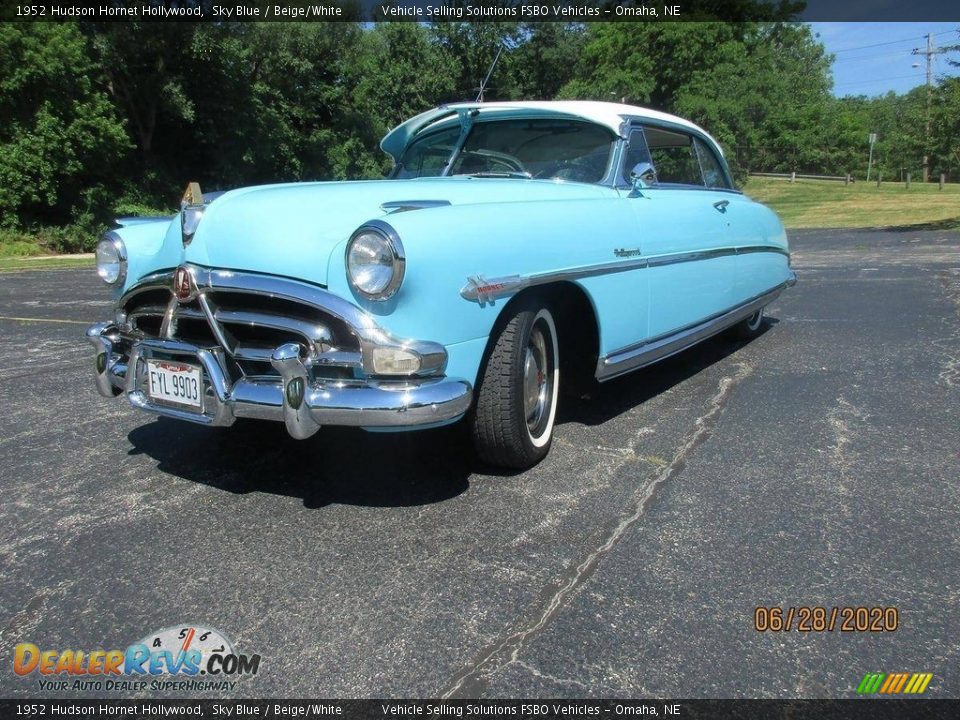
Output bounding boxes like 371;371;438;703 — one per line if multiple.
346;221;405;300
95;233;127;286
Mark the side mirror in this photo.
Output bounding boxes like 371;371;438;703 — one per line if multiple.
630;162;657;189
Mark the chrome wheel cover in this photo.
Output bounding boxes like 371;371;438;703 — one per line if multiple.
523;320;554;438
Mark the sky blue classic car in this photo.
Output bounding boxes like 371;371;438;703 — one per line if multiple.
88;101;796;469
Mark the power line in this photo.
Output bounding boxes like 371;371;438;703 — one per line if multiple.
831;50;914;65
830;29;957;54
834;72;927;88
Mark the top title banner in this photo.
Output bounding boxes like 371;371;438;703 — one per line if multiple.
2;0;959;23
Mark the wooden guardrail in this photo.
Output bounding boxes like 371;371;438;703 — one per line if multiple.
749;171;852;184
749;171;951;189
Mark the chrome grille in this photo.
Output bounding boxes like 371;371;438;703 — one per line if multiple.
122;285;362;379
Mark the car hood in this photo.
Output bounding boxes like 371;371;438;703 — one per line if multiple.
183;178;611;285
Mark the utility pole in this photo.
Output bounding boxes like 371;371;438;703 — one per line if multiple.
867;132;877;182
912;33;947;183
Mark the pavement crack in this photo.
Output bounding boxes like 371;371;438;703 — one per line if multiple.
438;363;753;698
0;582;73;655
824;396;869;527
510;660;595;693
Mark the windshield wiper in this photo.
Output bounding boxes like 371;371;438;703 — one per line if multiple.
454;171;532;179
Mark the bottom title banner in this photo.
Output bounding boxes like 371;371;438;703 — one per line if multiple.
1;700;957;720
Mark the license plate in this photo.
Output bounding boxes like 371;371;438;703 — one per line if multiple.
145;359;203;410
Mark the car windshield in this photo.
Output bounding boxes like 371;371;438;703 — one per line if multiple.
393;119;616;184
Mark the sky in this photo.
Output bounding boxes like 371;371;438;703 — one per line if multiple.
808;22;960;97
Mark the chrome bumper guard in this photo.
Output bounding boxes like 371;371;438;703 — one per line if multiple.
86;323;473;438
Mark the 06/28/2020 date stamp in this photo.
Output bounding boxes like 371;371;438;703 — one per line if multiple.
754;606;899;632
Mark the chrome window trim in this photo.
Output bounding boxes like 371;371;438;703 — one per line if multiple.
394;114;622;188
691;135;731;191
615;118;738;192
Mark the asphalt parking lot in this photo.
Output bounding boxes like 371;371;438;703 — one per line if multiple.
1;228;958;699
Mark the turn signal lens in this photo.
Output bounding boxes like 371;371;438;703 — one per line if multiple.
371;347;421;375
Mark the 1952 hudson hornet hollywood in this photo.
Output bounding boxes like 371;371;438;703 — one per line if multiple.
87;101;796;469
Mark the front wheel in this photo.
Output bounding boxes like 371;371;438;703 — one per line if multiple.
470;302;560;469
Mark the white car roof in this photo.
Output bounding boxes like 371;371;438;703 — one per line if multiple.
380;100;719;161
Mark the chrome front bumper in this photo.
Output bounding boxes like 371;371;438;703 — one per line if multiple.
86;322;473;438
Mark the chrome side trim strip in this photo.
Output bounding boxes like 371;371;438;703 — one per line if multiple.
596;275;795;382
460;245;790;302
736;245;790;257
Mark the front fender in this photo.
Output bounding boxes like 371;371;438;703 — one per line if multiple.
324;195;632;380
109;218;179;300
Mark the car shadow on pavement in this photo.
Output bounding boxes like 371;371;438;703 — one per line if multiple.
125;320;775;505
126;417;473;509
558;320;776;427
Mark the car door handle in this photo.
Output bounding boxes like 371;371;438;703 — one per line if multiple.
713;200;730;213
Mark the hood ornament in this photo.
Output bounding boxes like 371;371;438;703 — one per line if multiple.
180;181;205;247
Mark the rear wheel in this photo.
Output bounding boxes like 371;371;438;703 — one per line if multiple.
470;302;560;469
731;307;765;340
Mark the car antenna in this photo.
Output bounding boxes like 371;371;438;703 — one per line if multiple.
476;45;503;103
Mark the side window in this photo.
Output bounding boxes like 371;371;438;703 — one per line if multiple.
394;126;461;178
643;126;704;187
621;128;653;185
693;137;730;189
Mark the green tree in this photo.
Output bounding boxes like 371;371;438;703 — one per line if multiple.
429;21;523;101
558;21;834;180
88;21;371;202
930;77;960;179
185;22;368;184
556;22;657;103
511;23;586;100
348;22;458;176
0;23;130;228
673;23;833;177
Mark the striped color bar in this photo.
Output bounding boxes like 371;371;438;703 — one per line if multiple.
856;673;885;694
904;673;934;694
856;672;933;694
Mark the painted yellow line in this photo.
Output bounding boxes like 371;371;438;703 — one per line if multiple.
917;673;933;693
0;315;90;325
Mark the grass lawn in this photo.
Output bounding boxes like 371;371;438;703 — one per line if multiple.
743;176;960;230
0;255;93;272
1;178;957;264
